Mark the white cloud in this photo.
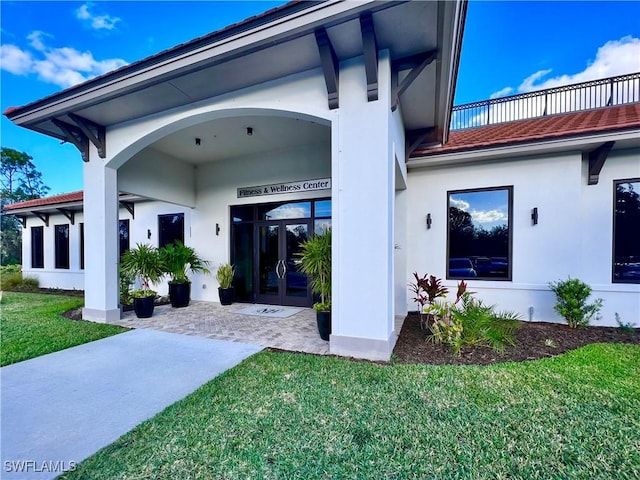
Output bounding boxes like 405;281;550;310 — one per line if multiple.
0;33;127;88
27;31;51;52
517;36;640;92
489;86;513;99
472;36;640;128
450;198;470;211
0;44;33;74
471;209;507;225
76;4;121;31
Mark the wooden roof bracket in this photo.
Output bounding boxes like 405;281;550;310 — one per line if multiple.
391;50;437;112
69;113;106;159
52;119;89;162
32;211;49;227
585;141;615;185
360;12;378;102
16;216;27;229
52;114;106;162
57;208;75;225
315;28;339;110
406;127;436;159
120;201;135;219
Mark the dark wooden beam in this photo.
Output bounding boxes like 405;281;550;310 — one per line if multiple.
32;212;49;227
52;119;89;162
16;216;27;229
586;141;615;185
68;113;106;159
120;201;135;219
360;12;378;102
57;208;75;225
315;28;339;110
391;50;437;112
406;127;436;158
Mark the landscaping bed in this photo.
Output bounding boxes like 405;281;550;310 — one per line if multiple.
393;313;640;365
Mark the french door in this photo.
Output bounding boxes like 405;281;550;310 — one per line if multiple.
254;220;312;307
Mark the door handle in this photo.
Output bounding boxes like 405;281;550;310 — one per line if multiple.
281;259;287;278
275;260;284;279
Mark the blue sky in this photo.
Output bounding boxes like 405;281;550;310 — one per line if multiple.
1;1;639;195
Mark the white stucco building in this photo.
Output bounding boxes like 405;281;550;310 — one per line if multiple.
4;1;639;360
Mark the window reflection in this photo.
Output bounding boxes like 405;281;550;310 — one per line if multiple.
447;187;512;280
613;179;640;283
259;202;311;220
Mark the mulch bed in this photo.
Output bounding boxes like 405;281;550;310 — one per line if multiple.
393;313;640;365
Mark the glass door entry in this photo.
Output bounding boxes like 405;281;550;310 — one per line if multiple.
255;220;311;307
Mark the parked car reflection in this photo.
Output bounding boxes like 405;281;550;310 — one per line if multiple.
449;258;477;278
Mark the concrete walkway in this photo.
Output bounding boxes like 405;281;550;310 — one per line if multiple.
1;329;262;480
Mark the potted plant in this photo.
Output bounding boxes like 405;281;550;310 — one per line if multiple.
159;240;210;308
297;230;331;340
216;263;235;306
120;243;164;318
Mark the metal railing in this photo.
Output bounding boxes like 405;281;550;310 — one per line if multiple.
451;72;640;130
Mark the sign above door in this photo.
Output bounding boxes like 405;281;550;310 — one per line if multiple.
237;178;331;198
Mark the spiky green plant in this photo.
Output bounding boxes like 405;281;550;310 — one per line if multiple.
297;230;331;310
216;263;235;289
159;241;210;284
120;243;164;297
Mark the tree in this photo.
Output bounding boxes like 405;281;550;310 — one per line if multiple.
1;147;50;265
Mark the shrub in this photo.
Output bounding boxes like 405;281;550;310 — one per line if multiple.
1;270;39;292
409;273;449;329
424;286;521;356
548;277;603;328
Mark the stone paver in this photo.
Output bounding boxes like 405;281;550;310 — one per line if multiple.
111;302;331;355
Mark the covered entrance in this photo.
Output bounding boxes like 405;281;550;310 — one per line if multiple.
231;199;331;307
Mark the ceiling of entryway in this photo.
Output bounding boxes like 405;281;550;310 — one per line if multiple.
149;115;330;164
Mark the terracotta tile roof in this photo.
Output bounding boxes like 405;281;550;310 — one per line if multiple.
3;0;306;117
3;191;83;211
413;103;640;157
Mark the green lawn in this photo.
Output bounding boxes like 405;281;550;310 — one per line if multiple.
62;344;640;479
1;292;128;366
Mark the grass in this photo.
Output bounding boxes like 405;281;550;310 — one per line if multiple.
62;344;640;479
1;292;128;366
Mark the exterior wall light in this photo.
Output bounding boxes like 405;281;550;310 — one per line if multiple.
246;127;253;136
216;223;220;236
531;207;538;225
426;213;432;229
195;137;201;146
147;229;152;239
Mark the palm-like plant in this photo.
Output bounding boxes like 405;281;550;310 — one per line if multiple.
216;263;235;289
297;230;331;311
120;243;164;297
159;241;210;284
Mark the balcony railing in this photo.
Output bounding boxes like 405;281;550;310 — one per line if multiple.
451;72;640;130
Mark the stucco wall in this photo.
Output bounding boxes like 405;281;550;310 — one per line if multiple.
406;147;640;327
190;142;331;302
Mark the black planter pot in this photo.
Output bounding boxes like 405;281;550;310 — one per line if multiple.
218;287;234;306
133;296;155;318
316;310;331;341
169;282;191;308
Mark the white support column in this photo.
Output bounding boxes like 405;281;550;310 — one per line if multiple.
82;148;120;322
330;51;395;361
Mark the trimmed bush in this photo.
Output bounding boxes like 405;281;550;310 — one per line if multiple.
549;277;603;328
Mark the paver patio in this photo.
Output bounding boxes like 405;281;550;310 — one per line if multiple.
111;302;331;355
111;302;405;356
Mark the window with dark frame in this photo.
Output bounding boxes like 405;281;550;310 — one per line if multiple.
447;186;513;280
613;178;640;283
31;226;44;269
79;223;84;270
119;219;130;259
54;224;70;269
158;213;184;248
